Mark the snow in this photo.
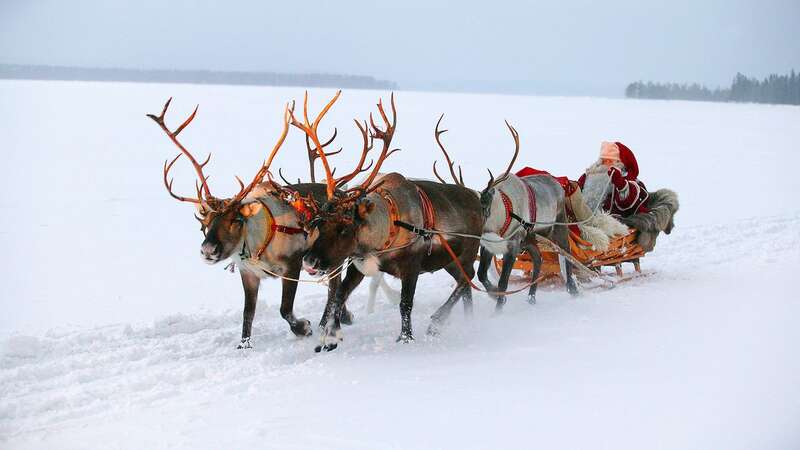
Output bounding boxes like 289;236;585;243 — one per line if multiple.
1;80;799;449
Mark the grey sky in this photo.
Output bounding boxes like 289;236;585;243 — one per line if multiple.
1;0;797;95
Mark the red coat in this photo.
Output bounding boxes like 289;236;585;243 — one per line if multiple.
578;142;649;217
578;173;649;217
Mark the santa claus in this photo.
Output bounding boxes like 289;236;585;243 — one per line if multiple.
578;141;649;217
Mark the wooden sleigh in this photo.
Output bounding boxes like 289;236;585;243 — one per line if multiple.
492;228;648;289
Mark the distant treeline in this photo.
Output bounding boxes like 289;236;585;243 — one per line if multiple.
0;64;398;90
626;70;800;105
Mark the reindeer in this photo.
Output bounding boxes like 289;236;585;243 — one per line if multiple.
147;98;355;349
431;116;578;309
291;93;483;351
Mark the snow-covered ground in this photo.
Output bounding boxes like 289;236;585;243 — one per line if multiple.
1;80;799;449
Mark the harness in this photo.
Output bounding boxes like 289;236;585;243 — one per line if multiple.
498;183;538;235
377;188;401;250
252;198;308;259
498;191;514;236
385;186;436;251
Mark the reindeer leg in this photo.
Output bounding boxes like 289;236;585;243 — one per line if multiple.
494;250;516;313
553;224;578;296
318;274;337;330
427;283;468;336
428;251;475;334
366;274;381;314
280;261;312;338
459;249;476;318
317;264;364;352
238;269;261;349
524;237;543;305
398;271;419;343
477;246;499;292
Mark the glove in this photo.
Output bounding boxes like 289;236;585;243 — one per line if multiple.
607;166;626;189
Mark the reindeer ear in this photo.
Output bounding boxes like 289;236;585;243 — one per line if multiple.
239;202;263;218
356;199;375;221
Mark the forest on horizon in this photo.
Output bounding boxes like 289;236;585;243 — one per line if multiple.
626;70;799;105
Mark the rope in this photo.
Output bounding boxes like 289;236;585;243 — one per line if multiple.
235;200;348;285
393;223;616;290
436;234;537;295
241;257;350;285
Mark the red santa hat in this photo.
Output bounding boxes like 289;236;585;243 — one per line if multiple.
615;142;638;180
599;141;639;181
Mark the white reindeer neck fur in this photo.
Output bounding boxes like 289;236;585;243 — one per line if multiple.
481;175;528;255
484;175;529;235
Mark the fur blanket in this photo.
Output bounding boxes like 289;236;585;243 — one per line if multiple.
568;185;629;252
579;212;630;252
619;189;679;252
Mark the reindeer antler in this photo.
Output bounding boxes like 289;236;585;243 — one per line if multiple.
148;98;213;204
347;93;399;196
305;128;340;183
289;91;342;198
431;114;465;186
486;121;520;189
149;98;292;207
332;119;375;189
231;102;293;203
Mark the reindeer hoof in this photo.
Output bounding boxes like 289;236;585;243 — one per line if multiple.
426;323;441;337
290;319;312;337
340;308;354;326
315;342;339;352
567;285;579;296
527;294;537;305
396;332;415;343
236;337;253;350
315;327;343;352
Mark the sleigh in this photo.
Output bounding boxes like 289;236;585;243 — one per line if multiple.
492;228;648;289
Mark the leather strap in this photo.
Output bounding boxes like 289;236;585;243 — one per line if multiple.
377;189;401;250
254;199;307;259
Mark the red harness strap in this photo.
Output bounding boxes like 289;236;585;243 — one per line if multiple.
378;189;402;250
272;224;305;235
254;199;307;259
498;190;513;237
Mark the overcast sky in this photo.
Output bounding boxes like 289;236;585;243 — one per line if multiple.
1;0;798;95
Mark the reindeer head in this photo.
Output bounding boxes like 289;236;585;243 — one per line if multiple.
148;98;293;264
479;121;520;220
288;92;398;275
430;115;519;221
